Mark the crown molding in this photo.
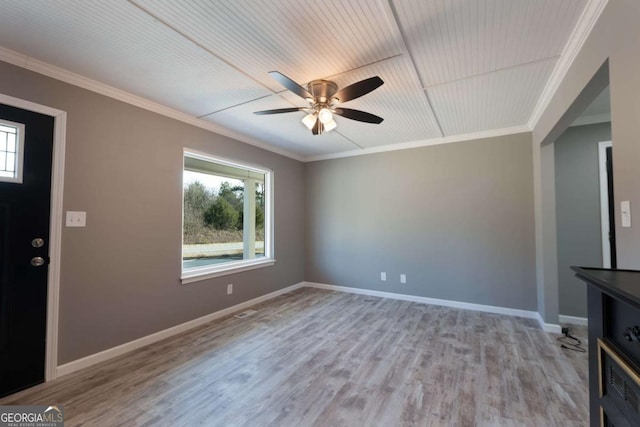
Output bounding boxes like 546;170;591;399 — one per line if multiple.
0;46;304;162
304;126;531;162
527;0;609;130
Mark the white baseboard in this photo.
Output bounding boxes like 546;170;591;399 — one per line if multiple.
304;281;557;326
559;314;588;326
536;313;563;334
56;282;305;377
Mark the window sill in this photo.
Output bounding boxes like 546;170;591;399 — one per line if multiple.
181;258;276;285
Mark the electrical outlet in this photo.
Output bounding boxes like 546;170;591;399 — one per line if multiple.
227;284;233;295
381;272;386;281
400;274;407;283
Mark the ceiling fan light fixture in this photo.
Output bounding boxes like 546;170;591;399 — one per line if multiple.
255;72;384;136
318;108;333;124
302;113;317;130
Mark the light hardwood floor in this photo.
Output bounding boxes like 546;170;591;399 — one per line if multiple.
1;288;588;426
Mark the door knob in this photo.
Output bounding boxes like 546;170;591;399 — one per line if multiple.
32;238;45;248
30;257;45;267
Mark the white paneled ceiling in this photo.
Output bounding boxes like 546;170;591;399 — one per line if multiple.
393;0;585;86
0;1;271;116
131;0;405;96
0;0;591;160
428;58;557;135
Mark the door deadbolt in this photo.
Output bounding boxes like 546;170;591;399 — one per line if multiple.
30;257;45;267
32;238;45;248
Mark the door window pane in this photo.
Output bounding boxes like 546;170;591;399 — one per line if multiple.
0;120;24;183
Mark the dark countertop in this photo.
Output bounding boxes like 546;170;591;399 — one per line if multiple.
572;267;640;309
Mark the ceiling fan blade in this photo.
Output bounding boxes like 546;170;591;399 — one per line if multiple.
253;107;305;115
334;108;384;124
268;71;313;100
331;76;384;103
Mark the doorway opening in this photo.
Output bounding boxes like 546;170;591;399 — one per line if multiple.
598;140;616;268
553;79;611;324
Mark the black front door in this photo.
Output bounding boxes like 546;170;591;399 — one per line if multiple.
0;103;54;397
606;146;617;268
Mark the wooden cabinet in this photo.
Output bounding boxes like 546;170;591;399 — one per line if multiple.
573;267;640;427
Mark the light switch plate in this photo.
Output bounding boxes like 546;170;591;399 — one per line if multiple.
66;211;86;227
621;201;631;228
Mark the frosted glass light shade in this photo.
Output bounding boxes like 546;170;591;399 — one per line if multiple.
302;113;316;130
324;119;337;132
318;108;333;124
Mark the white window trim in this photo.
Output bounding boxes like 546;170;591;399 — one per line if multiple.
0;118;25;184
181;148;275;284
181;258;276;284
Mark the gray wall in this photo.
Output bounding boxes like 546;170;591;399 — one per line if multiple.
555;122;611;318
0;61;305;364
533;0;640;275
305;133;537;310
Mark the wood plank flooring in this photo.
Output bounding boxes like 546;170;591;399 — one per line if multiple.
1;288;588;426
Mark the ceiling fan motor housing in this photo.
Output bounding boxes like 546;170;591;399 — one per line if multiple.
307;80;338;104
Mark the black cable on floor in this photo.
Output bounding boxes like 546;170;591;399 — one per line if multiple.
558;327;586;353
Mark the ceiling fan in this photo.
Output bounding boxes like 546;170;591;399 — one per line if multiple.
254;71;384;135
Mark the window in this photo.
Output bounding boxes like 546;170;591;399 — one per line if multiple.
0;120;25;184
181;149;274;283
